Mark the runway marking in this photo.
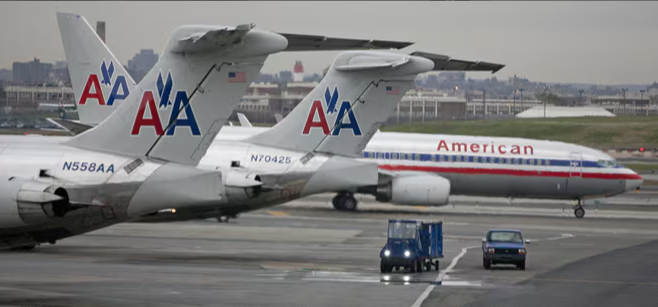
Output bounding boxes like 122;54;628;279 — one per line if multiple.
266;211;289;217
411;245;478;307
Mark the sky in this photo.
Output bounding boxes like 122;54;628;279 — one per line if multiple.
1;1;657;85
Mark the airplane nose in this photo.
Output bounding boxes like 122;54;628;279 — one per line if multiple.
625;171;643;192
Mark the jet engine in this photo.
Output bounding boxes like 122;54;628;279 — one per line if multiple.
375;175;451;207
224;170;264;201
0;176;71;228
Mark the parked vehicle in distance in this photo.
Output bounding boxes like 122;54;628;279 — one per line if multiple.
482;229;529;270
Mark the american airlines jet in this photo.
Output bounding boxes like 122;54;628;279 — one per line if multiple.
56;15;642;220
0;14;302;250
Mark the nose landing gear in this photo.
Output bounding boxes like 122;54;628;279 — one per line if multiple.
573;199;585;218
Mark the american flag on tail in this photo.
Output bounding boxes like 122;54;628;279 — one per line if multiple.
228;72;246;83
385;86;401;95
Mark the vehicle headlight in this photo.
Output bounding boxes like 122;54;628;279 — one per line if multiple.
404;250;411;257
519;248;526;254
487;248;495;254
384;250;391;257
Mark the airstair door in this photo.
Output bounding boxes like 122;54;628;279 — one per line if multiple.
569;152;582;178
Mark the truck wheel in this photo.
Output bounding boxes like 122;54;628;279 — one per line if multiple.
435;260;440;271
484;259;491;270
380;261;388;273
416;260;423;273
410;261;417;273
425;261;432;271
518;261;526;271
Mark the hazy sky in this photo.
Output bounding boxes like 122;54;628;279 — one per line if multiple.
1;1;657;84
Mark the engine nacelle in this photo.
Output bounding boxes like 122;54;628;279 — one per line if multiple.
0;176;71;228
224;170;263;200
376;175;451;207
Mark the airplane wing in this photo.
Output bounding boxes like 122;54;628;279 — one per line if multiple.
237;113;253;127
46;118;93;135
278;33;414;51
410;51;505;73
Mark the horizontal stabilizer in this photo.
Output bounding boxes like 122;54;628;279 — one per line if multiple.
279;33;413;51
410;51;505;73
172;23;256;54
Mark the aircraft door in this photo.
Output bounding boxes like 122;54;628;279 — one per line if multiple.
569;152;582;178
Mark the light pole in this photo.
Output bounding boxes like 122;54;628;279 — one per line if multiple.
641;90;646;116
519;88;524;112
482;89;486;120
579;89;584;106
621;88;628;116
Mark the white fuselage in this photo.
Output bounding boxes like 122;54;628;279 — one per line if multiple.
140;126;642;222
209;126;642;200
0;136;232;248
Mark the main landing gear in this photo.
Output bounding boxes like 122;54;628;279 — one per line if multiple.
332;192;358;211
573;199;585;219
216;214;239;223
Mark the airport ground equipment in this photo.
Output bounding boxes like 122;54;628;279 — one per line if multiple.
379;219;443;273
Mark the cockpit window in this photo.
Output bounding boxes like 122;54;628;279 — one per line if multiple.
597;159;622;168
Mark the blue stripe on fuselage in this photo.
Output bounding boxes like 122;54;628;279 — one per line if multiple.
362;151;618;169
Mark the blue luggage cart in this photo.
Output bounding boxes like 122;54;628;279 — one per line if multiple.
379;219;443;273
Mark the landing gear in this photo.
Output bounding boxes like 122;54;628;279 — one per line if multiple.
332;192;358;212
9;244;36;251
217;214;238;223
573;199;585;219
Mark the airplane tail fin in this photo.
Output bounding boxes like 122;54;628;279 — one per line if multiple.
64;20;288;166
236;112;253;127
274;113;283;123
247;51;435;157
57;12;136;125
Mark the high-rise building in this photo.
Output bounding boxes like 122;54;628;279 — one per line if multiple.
96;21;106;43
12;58;53;84
126;49;158;82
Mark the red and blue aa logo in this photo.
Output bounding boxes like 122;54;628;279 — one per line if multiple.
302;87;362;136
130;71;200;136
78;60;130;106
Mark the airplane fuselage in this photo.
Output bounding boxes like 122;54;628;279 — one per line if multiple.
138;126;642;222
0;136;226;248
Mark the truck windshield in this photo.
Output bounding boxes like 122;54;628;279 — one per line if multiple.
388;222;417;239
488;231;523;243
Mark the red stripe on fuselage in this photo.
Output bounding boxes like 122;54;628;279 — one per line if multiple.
378;164;642;180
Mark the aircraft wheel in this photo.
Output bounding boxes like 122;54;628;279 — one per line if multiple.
10;244;36;251
574;206;585;219
332;193;357;211
332;194;345;210
342;194;358;211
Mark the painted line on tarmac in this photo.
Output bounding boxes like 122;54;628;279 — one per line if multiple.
411;245;478;307
265;211;289;217
409;233;574;307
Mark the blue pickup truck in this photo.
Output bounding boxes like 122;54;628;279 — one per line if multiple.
482;229;529;270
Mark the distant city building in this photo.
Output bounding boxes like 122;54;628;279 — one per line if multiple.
437;72;465;82
293;61;304;82
96;21;106;43
12;58;53;84
278;70;293;83
126;49;158;82
0;69;11;82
